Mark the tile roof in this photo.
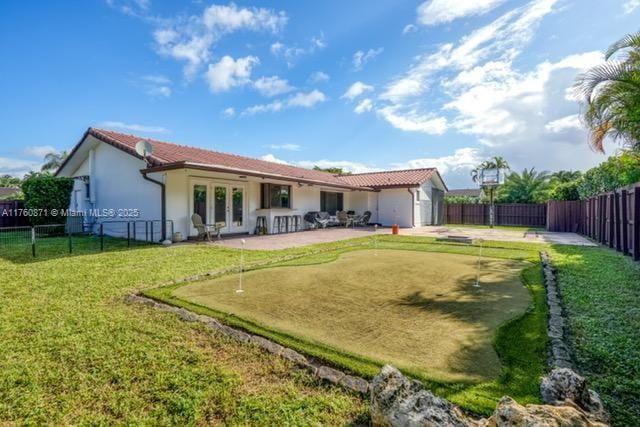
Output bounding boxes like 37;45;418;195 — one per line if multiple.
85;128;362;189
0;187;20;199
336;168;439;188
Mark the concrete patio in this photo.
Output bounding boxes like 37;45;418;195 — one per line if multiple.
205;225;594;250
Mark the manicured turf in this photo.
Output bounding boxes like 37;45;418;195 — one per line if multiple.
550;245;640;427
172;249;531;383
147;237;548;415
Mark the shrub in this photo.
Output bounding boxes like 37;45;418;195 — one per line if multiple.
22;174;74;225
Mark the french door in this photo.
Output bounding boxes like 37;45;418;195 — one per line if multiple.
211;183;246;234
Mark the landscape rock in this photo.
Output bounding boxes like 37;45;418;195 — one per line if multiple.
249;335;284;355
317;365;345;384
486;396;607;427
340;375;370;394
540;368;608;422
280;348;308;365
370;365;474;426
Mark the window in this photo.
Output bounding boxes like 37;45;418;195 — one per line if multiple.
85;181;91;200
320;191;344;215
193;185;207;223
260;183;291;208
415;190;420;201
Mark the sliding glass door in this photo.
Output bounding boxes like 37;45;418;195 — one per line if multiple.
192;182;246;235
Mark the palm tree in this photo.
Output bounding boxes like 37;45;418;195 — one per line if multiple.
41;151;68;172
471;156;510;183
499;168;550;203
549;170;582;184
575;31;640;152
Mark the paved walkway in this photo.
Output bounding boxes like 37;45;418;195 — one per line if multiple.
210;227;387;250
404;226;595;246
206;225;594;251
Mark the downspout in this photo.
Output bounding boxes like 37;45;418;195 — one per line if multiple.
407;188;415;228
141;171;166;241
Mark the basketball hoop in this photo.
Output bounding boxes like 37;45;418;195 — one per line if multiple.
478;167;507;228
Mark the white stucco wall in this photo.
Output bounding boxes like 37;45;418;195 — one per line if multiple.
376;188;415;227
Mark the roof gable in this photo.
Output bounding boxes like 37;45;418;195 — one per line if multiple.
336;168;441;189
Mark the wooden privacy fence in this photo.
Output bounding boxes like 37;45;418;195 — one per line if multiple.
548;182;640;261
445;203;547;227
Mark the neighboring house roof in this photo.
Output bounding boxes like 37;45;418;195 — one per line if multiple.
57;127;447;191
337;168;446;190
446;188;483;197
0;187;20;199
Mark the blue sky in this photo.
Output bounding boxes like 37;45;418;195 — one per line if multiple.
1;0;639;187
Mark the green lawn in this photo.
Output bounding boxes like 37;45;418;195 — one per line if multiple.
147;237;548;416
169;249;531;383
444;224;545;232
550;245;640;426
0;233;635;424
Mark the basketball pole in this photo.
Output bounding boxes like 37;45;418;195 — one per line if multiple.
236;239;245;293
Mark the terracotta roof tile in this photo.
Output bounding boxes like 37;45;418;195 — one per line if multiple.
336;168;438;188
88;128;360;189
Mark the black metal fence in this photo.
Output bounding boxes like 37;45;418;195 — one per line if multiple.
0;218;173;259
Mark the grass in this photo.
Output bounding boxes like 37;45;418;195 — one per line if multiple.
549;245;640;426
0;237;368;425
3;232;632;423
146;236;549;416
169;249;531;384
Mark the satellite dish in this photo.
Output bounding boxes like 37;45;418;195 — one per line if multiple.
135;140;154;159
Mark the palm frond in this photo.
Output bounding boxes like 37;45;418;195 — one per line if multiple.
605;31;640;60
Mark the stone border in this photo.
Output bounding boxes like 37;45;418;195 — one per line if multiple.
124;294;370;394
540;251;573;369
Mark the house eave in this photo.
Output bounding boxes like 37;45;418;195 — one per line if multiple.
142;162;375;192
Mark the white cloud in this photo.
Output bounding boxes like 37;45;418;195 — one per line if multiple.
308;71;330;83
377;106;448;134
96;121;169;133
354;98;374;114
0;157;40;178
341;81;374;100
137;74;172;98
24;145;57;158
253;75;294;97
402;24;417;34
205;55;259;92
241;90;326;116
623;0;640;13
264;143;301;151
393;148;483;188
221;107;236;118
106;0;150;17
270;34;327;66
287;90;326;107
153;4;286;77
260;153;288;164
417;0;506;26
545;114;582;133
352;47;383;71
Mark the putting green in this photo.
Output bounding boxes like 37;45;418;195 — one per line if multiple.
173;249;531;383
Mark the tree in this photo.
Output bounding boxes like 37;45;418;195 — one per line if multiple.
313;166;352;175
575;31;640;152
471;156;510;183
0;174;21;187
498;168;550;203
21;175;74;225
41;151;68;172
578;151;640;198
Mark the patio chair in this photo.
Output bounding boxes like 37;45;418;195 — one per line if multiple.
316;212;331;229
336;210;353;227
353;211;371;227
304;212;329;229
191;213;222;241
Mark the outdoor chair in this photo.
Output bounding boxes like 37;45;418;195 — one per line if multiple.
353;211;371;227
191;213;222;241
316;212;331;228
337;210;353;227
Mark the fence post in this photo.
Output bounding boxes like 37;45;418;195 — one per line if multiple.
100;223;104;251
634;188;640;261
609;192;615;249
31;226;36;258
127;222;131;247
620;189;629;255
150;221;154;243
68;226;72;254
